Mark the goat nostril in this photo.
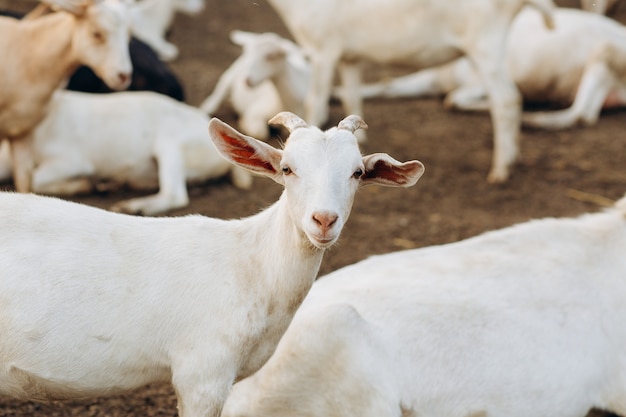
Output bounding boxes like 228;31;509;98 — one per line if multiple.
118;73;130;85
312;212;339;230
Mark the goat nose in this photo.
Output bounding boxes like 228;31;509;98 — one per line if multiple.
118;72;130;86
312;212;338;232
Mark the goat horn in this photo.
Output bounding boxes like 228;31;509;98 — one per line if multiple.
337;115;368;133
268;112;308;133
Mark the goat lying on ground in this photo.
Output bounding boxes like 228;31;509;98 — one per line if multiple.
267;0;555;182
130;0;204;61
200;30;309;139
0;112;424;417
0;90;255;215
222;193;626;417
0;0;133;192
357;7;626;130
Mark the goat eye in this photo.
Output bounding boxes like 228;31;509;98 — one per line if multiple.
352;168;364;179
282;166;292;175
92;31;104;42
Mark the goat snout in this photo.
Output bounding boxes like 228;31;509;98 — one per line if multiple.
312;211;338;236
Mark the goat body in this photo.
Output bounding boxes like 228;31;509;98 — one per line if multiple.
223;195;626;417
0;90;255;215
267;0;556;182
0;112;424;417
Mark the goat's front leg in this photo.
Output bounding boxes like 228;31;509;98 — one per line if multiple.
468;37;522;183
305;49;341;128
171;351;237;417
338;60;366;142
10;134;36;193
31;155;96;195
110;142;188;215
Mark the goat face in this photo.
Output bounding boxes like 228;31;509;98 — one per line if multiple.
73;0;133;91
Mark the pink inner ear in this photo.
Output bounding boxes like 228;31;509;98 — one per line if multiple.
366;160;413;185
221;133;276;173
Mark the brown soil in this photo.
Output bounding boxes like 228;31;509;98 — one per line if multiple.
1;0;625;415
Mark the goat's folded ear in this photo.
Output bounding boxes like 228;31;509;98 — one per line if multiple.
208;118;284;183
361;153;425;187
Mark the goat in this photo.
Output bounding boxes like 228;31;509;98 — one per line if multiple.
67;37;185;101
0;90;255;215
0;8;184;101
0;0;133;193
222;193;626;417
357;7;626;131
266;0;555;183
0;112;424;417
200;30;309;139
129;0;204;61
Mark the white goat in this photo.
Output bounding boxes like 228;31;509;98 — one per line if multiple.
200;30;310;139
222;194;626;417
267;0;555;183
0;0;133;192
0;112;424;417
129;0;203;61
358;7;626;131
0;90;255;215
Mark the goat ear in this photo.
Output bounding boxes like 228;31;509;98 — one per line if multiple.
230;30;257;46
361;153;425;187
208;118;284;183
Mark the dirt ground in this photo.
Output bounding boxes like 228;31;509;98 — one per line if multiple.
1;0;626;415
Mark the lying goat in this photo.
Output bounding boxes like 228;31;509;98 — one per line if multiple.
0;112;424;417
223;193;626;417
358;7;626;130
0;90;254;215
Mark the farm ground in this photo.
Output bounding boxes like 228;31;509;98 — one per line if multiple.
1;0;625;415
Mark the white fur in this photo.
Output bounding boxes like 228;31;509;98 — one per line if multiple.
358;7;626;131
222;194;626;417
267;0;555;183
200;30;310;139
0;0;133;192
0;90;255;215
129;0;204;61
0;113;424;417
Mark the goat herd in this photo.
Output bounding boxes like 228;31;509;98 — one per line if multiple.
1;0;626;416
